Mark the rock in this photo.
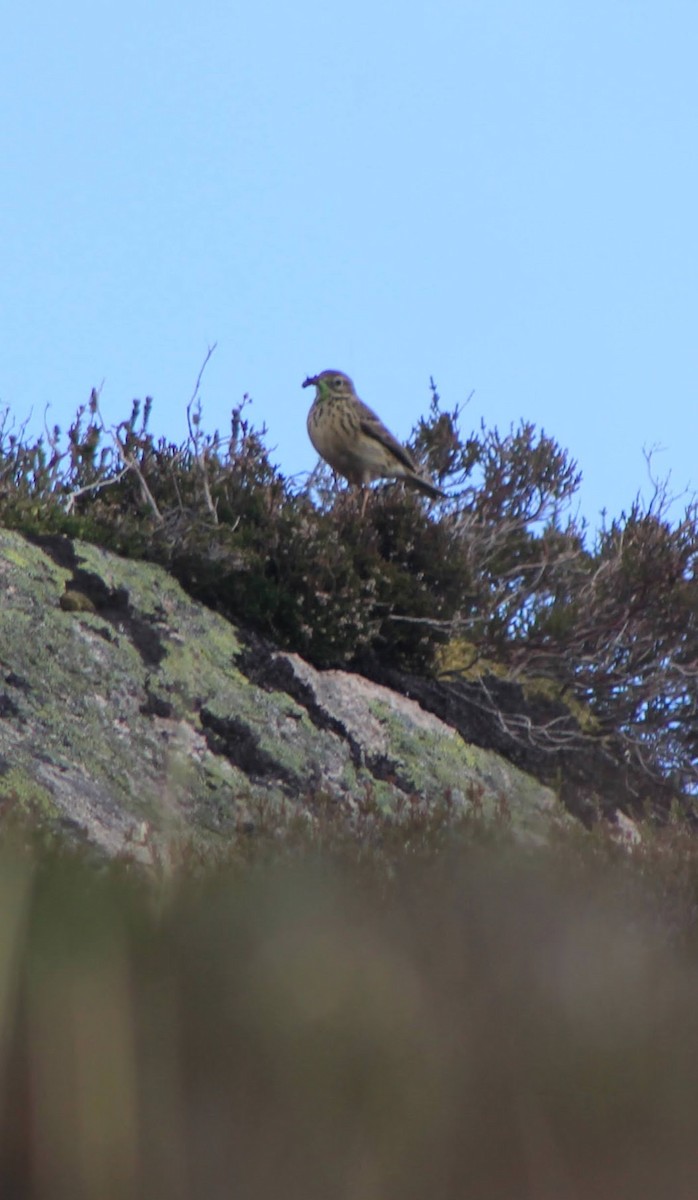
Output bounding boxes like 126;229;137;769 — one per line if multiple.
0;528;573;863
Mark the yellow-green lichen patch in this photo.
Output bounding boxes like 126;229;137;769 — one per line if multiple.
434;637;508;681
0;770;59;820
0;530;72;615
365;699;564;837
72;540;241;652
1;530;66;585
1;544;33;570
369;701;471;794
1;529;572;860
158;628;245;717
521;675;600;733
198;682;333;792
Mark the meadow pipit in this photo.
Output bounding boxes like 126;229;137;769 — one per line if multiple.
303;370;445;511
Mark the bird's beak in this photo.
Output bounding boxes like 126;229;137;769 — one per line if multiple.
302;375;318;389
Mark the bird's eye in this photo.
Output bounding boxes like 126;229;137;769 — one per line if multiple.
334;376;344;387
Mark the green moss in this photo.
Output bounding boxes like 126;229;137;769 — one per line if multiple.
60;590;97;613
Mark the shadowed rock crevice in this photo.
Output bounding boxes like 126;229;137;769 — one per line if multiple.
25;532;81;572
0;527;571;862
0;694;22;721
236;633;366;769
357;660;673;825
363;752;422;797
199;708;298;786
27;532;166;667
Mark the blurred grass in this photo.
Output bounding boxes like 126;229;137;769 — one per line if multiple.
2;825;698;1199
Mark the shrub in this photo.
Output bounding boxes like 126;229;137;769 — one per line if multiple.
1;373;696;805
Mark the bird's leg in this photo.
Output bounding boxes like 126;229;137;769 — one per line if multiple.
360;486;369;519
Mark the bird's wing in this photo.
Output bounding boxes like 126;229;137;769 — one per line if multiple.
355;399;419;473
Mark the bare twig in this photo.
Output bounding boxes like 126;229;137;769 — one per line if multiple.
186;344;219;523
64;466;131;514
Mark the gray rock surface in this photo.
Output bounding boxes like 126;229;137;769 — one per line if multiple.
0;528;571;863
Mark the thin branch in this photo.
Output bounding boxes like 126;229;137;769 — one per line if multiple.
64;466;131;513
186;343;219;523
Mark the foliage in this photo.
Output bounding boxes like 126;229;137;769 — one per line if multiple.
0;371;696;805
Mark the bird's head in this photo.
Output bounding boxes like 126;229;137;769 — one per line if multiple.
302;370;355;400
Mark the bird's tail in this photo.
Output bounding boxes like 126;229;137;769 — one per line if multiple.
405;473;446;501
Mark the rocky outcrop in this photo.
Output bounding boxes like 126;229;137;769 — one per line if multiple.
0;528;571;863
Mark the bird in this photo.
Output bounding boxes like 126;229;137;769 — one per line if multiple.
303;370;445;513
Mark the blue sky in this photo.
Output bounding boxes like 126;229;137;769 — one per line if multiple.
2;0;696;526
